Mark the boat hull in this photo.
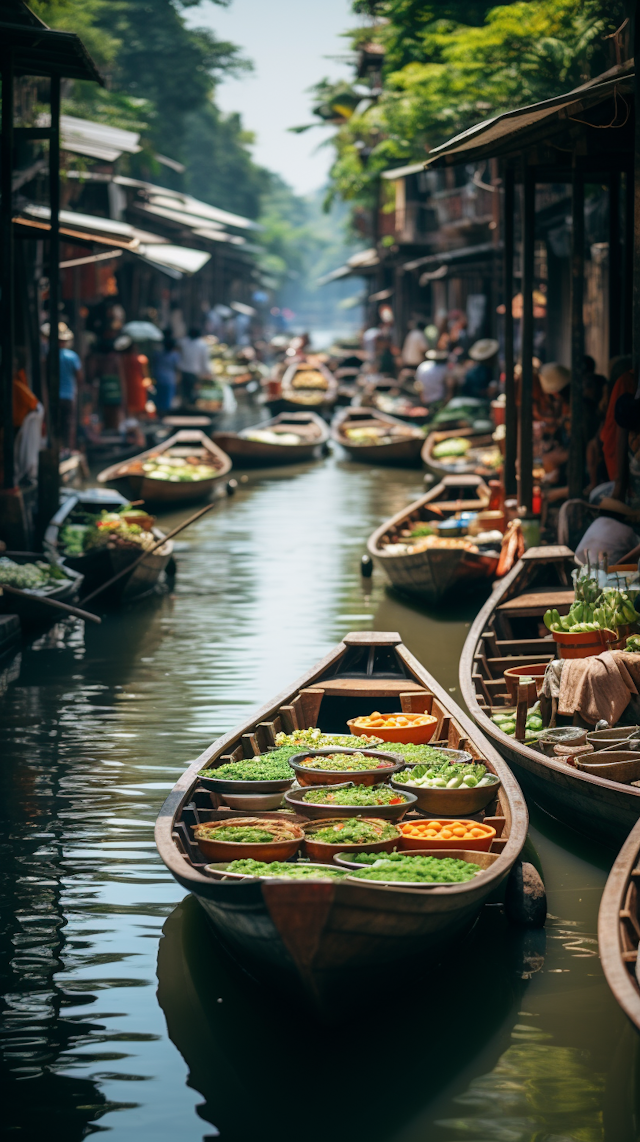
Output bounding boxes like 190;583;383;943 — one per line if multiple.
212;412;329;467
333;407;425;467
0;565;83;629
422;428;497;480
97;429;232;506
599;819;640;1031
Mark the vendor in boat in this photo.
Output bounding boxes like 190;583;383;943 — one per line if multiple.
416;349;449;406
461;339;499;399
532;363;571;505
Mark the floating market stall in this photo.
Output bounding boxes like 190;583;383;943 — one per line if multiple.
422;426;502;481
0;553;82;629
332;408;425;466
459;546;640;846
96;430;232;505
267;362;338;417
212;412;329;466
367;475;500;603
598;816;640;1032
155;631;528;1006
45;490;173;603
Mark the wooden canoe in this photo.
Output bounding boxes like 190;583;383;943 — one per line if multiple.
97;429;232;505
155;630;528;1006
212;412;329;466
332;407;425;466
367;475;498;603
45;490;174;603
459;544;640;846
267;362;338;416
0;552;83;629
422;426;501;480
599;818;640;1031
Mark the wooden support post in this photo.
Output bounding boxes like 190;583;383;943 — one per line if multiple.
518;163;535;514
635;11;640;379
40;75;61;527
609;170;621;359
568;160;585;499
399;691;432;714
515;679;538;741
624;167;634;355
503;164;517;497
1;51;14;491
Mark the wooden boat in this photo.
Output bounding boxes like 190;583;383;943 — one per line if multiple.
267;361;338;416
96;429;232;505
367;475;498;603
459;545;640;846
45;489;174;603
332;407;425;466
156;630;528;1006
212;412;329;466
0;552;83;629
599;818;640;1031
422;426;502;480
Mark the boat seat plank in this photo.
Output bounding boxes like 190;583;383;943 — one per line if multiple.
494;638;556;655
312;678;425;696
486;654;554;676
498;589;574;612
522;545;574;561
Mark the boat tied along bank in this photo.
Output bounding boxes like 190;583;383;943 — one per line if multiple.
156;632;528;1005
212;412;329;466
367;475;500;603
97;429;232;504
332;408;425;466
422;426;502;481
459;545;640;846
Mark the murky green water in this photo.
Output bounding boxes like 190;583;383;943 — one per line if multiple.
0;422;637;1140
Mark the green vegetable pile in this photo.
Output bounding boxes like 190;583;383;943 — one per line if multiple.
308;820;398;845
491;702;543;743
0;557;68;590
199;747;296;782
298;753;394;772
397;760;498;790
140;455;220;482
223;859;346;879
432;437;470;459
301;784;407;806
275;728;384;749
389;744;466;766
625;635;640;653
348;854;480;883
544;568;640;634
198;826;277;844
61;507;157;555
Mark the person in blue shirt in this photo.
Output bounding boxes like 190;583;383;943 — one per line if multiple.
42;321;82;451
153;332;181;415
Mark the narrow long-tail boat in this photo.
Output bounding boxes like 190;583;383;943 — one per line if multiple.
459;545;640;846
422;426;501;480
367;475;498;603
332;407;425;466
599;818;640;1031
155;631;528;1006
97;429;231;505
212;411;329;466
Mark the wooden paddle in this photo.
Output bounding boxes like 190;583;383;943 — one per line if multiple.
82;500;217;605
0;584;102;624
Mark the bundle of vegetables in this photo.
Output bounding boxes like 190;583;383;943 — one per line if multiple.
301;784;407;806
275;729;384;749
624;635;640;653
544;573;640;634
73;510;158;553
0;557;69;590
432;437;471;459
491;703;543;742
222;859;346;879
347;853;480;883
297;753;394;772
396;760;498;790
305;820;399;845
199;747;297;782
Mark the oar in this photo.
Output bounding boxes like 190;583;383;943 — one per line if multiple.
0;584;102;624
81;500;217;605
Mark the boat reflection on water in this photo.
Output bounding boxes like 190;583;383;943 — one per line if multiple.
157;895;545;1142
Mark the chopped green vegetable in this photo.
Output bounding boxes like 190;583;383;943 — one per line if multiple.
348;854;480;883
0;557;69;590
199;748;296;782
301;784;407;806
275;729;384;749
308;820;399;845
223;859;346;879
298;753;394;772
197;826;277;843
385;744;460;766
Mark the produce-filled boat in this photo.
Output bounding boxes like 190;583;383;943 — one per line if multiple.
96;430;232;504
332;408;425;466
267;361;338;416
45;489;174;603
0;552;83;629
598;817;640;1031
422;426;501;480
367;475;499;603
459;545;640;846
212;412;329;466
156;631;528;1005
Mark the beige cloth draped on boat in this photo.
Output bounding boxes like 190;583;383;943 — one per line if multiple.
557;651;640;725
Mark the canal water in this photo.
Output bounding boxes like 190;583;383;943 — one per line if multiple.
1;418;637;1141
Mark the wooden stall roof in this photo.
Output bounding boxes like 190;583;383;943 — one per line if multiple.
0;1;104;84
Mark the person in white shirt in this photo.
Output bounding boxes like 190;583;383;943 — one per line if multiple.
177;326;212;405
402;318;428;367
416;349;449;405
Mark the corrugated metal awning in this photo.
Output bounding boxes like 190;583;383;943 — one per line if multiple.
59;114;141;161
381;162;426;180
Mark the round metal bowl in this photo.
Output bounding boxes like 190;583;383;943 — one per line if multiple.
288;747;404;787
537;727;587;756
302;817;402;862
284;781;417;820
585;726;640;751
335;848;499;887
198;771;295;795
389;773;501;815
221;790;285;811
205;861;346;881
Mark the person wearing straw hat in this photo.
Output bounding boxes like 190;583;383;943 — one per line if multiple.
461;338;499;398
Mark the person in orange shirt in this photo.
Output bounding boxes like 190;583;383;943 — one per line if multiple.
13;367;38;428
118;335;152;417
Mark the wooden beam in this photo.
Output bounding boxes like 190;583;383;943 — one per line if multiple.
568;159;585;499
519;162;535;514
1;51;14;491
503;164;517;497
609;169;621;360
47;75;61;461
624;168;634;355
635;10;640;376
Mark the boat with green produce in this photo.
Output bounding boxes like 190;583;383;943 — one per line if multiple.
367;474;499;604
302;816;401;861
422;425;499;480
156;630;527;1004
45;489;174;603
459;545;640;845
212;411;329;466
207;860;347;881
96;429;232;504
0;553;83;629
332;407;425;465
289;747;404;786
345;853;488;885
266;361;338;415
